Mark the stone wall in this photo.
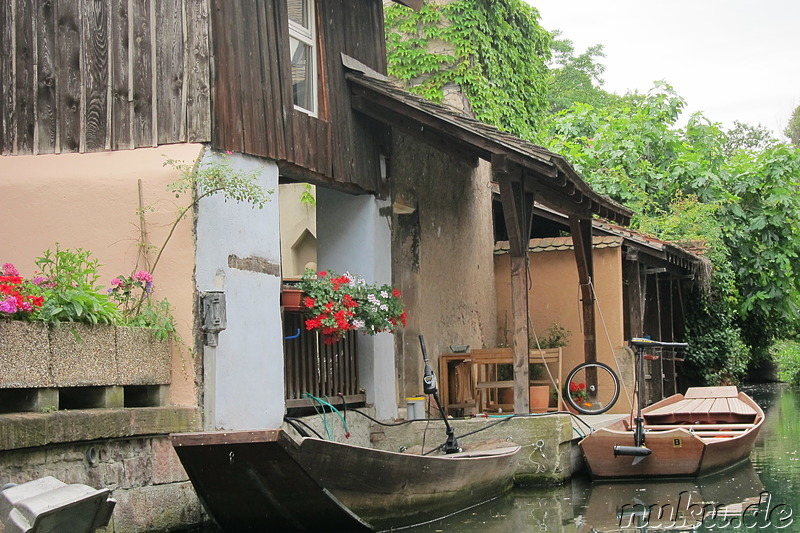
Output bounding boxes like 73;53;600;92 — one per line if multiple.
0;408;203;532
391;132;498;402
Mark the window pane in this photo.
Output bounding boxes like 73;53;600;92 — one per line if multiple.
290;37;313;112
288;0;310;29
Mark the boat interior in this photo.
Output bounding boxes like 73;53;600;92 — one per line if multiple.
620;386;761;441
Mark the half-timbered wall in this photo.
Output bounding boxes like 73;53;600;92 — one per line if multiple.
0;0;211;155
209;0;388;193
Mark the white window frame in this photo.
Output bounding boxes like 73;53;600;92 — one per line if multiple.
288;0;317;117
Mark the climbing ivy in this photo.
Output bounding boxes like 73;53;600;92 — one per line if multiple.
385;0;551;141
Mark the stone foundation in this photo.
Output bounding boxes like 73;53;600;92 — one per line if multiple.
0;407;203;532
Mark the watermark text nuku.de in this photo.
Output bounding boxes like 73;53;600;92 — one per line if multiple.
617;490;793;529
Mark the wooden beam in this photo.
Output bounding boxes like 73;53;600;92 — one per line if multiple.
495;155;534;413
625;251;644;339
391;0;424;10
569;216;596;365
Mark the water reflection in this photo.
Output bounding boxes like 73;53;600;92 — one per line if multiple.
405;383;798;533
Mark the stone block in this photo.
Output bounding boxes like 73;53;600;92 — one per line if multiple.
109;481;202;533
0;322;51;388
49;324;118;387
151;437;188;485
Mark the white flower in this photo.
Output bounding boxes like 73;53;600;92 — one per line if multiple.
367;294;380;305
353;319;365;329
380;290;389;298
380;304;388;311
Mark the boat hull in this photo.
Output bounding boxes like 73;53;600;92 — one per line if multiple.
171;429;520;531
579;387;764;479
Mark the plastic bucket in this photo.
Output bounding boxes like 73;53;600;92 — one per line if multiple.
406;396;426;420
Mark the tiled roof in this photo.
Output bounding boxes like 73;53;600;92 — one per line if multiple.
343;60;633;226
494;236;624;255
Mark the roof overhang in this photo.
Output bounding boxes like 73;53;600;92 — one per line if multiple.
344;60;632;226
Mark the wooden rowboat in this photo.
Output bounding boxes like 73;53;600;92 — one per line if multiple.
579;385;764;479
171;429;521;532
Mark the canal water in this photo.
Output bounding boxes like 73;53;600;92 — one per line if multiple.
404;382;799;532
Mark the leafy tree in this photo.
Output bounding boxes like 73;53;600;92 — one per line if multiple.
546;34;619;114
786;105;800;147
723;121;777;157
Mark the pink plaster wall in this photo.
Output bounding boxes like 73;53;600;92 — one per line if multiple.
0;145;204;406
494;245;631;414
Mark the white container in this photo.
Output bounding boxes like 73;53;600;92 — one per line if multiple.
406;396;426;420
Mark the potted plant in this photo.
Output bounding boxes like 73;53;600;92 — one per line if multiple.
296;270;406;345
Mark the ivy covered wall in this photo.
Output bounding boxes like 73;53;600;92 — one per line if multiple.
385;0;551;141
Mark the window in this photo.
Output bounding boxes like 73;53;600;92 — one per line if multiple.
288;0;316;116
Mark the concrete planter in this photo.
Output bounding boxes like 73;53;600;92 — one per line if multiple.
0;321;51;388
50;323;118;387
0;321;171;389
116;326;171;385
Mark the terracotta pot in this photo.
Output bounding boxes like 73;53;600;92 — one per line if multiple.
281;288;305;312
499;388;514;405
529;385;550;413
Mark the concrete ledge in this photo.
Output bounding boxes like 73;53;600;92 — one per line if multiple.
0;407;200;452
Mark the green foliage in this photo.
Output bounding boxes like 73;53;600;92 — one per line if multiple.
683;297;750;385
535;322;571;349
773;340;800;385
154;150;271;274
108;272;177;341
545;85;800;380
34;245;121;326
724;121;777;157
546;35;620;114
385;0;551;140
785;105;800;147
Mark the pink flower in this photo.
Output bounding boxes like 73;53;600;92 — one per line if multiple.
133;270;153;283
2;263;19;276
225;150;233;155
110;277;122;287
0;297;17;314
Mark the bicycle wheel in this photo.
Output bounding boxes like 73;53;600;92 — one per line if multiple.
564;361;620;415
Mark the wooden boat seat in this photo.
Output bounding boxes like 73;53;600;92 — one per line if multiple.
643;386;757;425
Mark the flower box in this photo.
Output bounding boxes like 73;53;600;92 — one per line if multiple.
0;321;171;389
280;288;305;312
0;321;51;388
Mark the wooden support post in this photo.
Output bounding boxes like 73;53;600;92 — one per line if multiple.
624;250;644;339
494;154;534;414
569;216;596;365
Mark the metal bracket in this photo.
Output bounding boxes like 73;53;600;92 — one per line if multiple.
201;291;227;347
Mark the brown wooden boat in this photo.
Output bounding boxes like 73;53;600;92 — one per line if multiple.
579;386;764;479
171;429;521;532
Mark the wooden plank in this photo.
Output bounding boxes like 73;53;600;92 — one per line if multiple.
0;0;14;154
257;0;286;159
109;0;132;149
55;0;82;152
129;0;153;146
185;0;210;142
684;386;739;399
82;0;110;151
154;0;184;144
234;1;264;155
35;0;58;153
14;0;35;154
570;216;597;368
209;0;243;151
273;0;294;162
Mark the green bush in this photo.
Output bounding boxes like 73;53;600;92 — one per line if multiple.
34;245;121;326
773;340;800;385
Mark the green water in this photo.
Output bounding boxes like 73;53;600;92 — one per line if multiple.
404;383;799;532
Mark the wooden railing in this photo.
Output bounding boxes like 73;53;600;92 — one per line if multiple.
282;312;364;408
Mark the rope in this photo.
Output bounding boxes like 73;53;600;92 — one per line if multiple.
588;279;634;410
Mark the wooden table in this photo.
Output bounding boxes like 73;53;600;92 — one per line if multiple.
439;348;562;414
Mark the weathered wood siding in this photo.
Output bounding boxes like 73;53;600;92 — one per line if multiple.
210;0;388;193
0;0;211;155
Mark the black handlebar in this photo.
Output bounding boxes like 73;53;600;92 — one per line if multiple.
630;337;688;348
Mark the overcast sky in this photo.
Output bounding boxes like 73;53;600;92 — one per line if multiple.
527;0;800;138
